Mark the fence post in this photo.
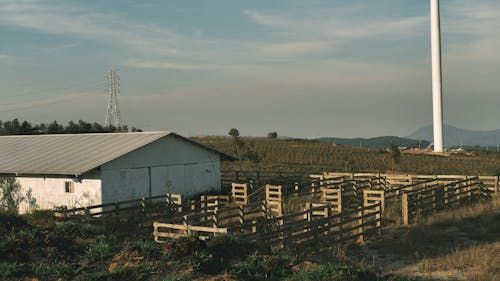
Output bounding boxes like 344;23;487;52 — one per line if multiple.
402;194;409;225
141;197;146;213
495;176;499;197
238;205;244;229
357;208;364;243
183;215;190;236
213;209;218;228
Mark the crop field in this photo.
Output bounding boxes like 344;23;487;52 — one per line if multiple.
193;137;500;176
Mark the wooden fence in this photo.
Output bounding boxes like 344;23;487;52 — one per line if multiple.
323;172;499;194
401;177;486;224
54;193;184;219
153;200;383;246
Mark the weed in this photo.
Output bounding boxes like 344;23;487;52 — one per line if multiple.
286;263;378;281
55;221;104;236
31;261;74;280
85;238;114;261
231;252;297;281
162;235;205;258
188;250;211;271
28;210;55;228
121;239;162;259
0;262;25;279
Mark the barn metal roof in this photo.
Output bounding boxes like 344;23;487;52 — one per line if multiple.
0;131;233;176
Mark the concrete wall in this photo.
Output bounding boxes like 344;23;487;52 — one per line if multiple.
100;135;221;204
16;177;101;214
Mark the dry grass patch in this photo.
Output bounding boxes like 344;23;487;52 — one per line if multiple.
349;197;500;280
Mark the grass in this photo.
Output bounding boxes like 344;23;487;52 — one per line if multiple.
350;197;500;281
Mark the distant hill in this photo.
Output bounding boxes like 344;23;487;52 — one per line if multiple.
407;124;500;147
316;136;429;149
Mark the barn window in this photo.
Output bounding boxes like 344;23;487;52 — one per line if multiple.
65;181;75;193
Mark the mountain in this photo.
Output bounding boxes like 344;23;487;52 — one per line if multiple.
407;124;500;147
316;136;429;149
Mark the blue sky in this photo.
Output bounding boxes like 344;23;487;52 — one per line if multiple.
0;0;499;137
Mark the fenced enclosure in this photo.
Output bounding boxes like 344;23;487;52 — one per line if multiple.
154;171;494;246
51;170;496;247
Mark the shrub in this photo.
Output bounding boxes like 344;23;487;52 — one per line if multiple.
55;221;103;236
198;233;257;274
286;263;378;281
121;239;162;259
0;262;25;279
231;252;296;281
28;210;55;228
162;235;205;258
0;177;24;214
0;228;39;259
85;238;114;261
31;262;74;280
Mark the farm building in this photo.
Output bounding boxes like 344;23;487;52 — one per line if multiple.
0;132;232;213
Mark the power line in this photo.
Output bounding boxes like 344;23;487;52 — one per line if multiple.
104;69;122;127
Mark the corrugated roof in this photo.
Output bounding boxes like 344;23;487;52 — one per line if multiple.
0;132;171;176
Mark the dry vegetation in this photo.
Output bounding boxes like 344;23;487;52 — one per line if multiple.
345;198;500;281
193;137;500;175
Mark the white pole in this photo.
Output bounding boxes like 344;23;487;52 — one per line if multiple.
431;0;444;152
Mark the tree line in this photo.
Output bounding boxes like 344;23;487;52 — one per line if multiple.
0;118;141;135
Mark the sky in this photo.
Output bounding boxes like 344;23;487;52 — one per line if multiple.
0;0;499;138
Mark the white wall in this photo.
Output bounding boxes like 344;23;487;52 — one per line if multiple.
100;135;221;203
16;177;101;214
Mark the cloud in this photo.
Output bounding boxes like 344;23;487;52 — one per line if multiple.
244;9;427;40
123;60;214;70
0;54;15;63
0;92;96;113
0;0;180;56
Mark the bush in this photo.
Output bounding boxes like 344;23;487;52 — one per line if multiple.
0;211;27;234
31;262;74;280
0;228;39;260
28;210;55;228
55;221;103;236
0;262;25;279
286;263;378;281
162;235;205;258
85;238;114;261
197;233;258;274
231;252;296;281
121;239;162;259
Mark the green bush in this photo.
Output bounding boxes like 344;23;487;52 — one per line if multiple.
188;250;211;271
0;211;27;233
231;252;296;281
199;233;258;274
28;210;55;228
286;263;378;281
162;235;205;258
85;238;114;261
31;262;74;280
0;262;25;279
55;221;103;236
0;228;38;258
121;239;162;259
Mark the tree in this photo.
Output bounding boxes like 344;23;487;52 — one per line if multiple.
388;144;401;171
229;128;240;138
228;128;244;169
267;131;278;139
0;177;24;214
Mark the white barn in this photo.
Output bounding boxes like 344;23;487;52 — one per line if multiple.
0;132;232;213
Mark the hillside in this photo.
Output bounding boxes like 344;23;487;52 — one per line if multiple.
193;136;500;175
407;124;500;147
316;136;430;149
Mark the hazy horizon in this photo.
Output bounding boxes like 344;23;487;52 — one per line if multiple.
1;0;499;138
